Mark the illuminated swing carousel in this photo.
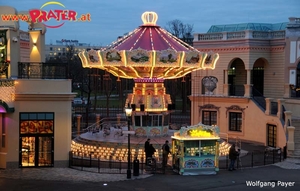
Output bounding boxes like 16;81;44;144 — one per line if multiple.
78;11;219;137
72;12;223;164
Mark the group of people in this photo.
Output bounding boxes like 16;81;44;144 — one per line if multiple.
144;138;156;161
144;139;240;170
144;139;170;167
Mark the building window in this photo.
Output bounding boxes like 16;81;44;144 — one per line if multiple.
267;124;277;147
50;47;53;51
58;48;61;51
134;116;141;126
229;112;242;132
202;111;217;126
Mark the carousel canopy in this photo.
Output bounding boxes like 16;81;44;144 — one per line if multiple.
79;11;219;79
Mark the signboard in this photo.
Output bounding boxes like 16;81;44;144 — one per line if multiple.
19;31;30;62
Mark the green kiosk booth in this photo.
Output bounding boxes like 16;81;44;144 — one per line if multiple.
171;123;220;175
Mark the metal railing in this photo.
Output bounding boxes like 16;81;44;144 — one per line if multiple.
69;152;166;174
18;62;68;79
229;85;245;96
69;148;284;174
73;105;191;128
234;148;283;169
251;87;266;110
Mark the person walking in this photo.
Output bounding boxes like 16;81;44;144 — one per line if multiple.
162;140;170;167
228;144;239;171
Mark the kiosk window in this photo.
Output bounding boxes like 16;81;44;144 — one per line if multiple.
200;140;216;156
184;140;200;157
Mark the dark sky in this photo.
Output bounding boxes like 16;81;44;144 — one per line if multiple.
2;0;300;46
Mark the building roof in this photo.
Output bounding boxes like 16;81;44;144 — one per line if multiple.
207;22;288;33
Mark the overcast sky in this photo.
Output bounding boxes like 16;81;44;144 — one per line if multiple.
2;0;300;46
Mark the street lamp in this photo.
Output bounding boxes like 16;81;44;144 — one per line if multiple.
125;105;133;179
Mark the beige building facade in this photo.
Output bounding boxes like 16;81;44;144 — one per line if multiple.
191;18;300;152
0;6;75;169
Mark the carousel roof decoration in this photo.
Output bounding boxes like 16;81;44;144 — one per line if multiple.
79;11;219;79
172;122;220;139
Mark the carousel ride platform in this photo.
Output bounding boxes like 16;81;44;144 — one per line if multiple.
71;127;172;163
71;126;241;163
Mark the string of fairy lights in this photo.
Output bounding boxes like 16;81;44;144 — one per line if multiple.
149;27;155;50
129;27;147;51
78;11;218;80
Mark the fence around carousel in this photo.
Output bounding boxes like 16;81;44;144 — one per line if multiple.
69;152;166;174
69;148;284;174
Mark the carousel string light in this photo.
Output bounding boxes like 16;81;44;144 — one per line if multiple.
161;28;197;51
154;28;177;51
111;28;140;49
78;11;218;80
130;28;147;51
150;28;155;50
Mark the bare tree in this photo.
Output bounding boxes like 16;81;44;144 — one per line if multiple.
165;20;194;113
166;19;182;37
165;20;194;40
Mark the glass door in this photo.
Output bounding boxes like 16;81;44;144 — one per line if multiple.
21;137;36;167
20;136;53;167
38;136;53;166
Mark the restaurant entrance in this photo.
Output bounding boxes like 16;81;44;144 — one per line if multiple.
19;112;54;167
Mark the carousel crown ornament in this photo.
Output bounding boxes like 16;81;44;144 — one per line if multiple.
141;11;158;26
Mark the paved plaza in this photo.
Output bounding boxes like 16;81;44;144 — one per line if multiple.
1;134;300;190
1;158;300;191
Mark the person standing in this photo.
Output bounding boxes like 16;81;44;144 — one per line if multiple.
144;138;151;162
162;140;170;167
228;144;239;171
149;144;156;158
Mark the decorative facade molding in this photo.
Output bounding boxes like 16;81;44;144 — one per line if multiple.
199;104;220;113
226;105;246;118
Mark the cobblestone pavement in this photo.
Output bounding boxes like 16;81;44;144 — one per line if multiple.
0;158;300;183
272;158;300;169
0;168;152;182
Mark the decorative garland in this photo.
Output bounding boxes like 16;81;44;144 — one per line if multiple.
0;60;10;74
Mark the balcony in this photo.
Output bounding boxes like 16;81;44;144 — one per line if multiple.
18;62;68;79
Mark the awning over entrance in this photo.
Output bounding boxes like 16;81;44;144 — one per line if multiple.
0;100;14;113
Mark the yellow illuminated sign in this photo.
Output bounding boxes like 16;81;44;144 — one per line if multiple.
189;129;212;137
